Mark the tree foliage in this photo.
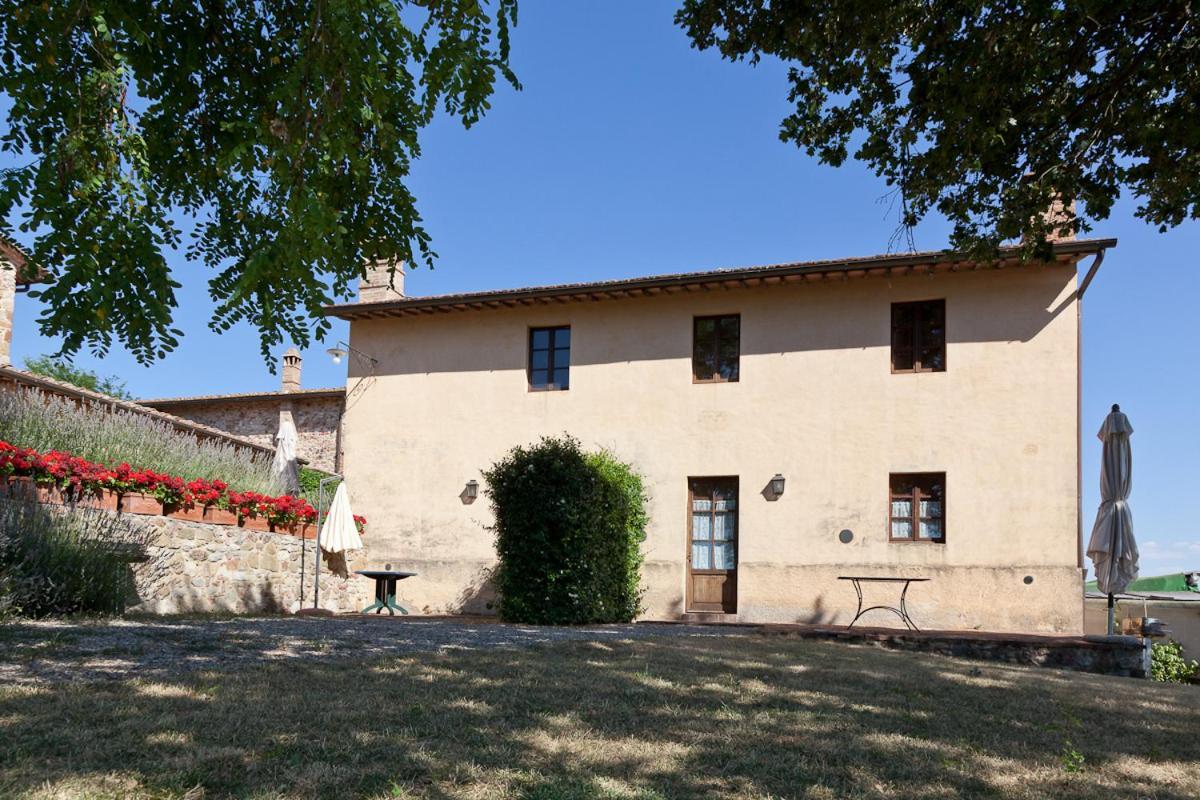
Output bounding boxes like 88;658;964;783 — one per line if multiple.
484;435;647;625
23;354;133;399
676;1;1200;255
0;1;518;364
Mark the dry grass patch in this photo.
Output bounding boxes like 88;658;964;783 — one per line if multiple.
0;635;1197;799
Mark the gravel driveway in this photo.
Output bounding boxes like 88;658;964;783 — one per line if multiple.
0;616;747;685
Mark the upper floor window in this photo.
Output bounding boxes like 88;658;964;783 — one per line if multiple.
889;472;945;543
891;300;945;373
529;326;570;391
693;315;740;383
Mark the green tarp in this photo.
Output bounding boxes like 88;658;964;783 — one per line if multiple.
1086;572;1199;594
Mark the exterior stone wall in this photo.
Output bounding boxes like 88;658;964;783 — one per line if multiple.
0;257;15;366
760;626;1150;679
131;514;370;614
150;396;344;472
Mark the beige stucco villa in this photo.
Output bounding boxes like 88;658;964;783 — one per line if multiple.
326;236;1117;634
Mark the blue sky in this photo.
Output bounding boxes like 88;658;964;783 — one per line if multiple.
7;2;1198;576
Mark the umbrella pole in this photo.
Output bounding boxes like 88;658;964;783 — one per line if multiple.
1107;592;1115;635
314;480;324;610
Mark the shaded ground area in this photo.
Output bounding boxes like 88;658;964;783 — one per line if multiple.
0;616;739;684
0;632;1197;800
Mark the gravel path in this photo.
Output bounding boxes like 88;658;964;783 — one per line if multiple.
0;616;748;685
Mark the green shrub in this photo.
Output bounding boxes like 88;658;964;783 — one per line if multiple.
484;435;647;624
299;466;339;507
1151;640;1199;683
0;390;280;494
0;499;157;618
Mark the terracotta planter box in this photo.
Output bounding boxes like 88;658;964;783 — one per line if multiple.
2;476;35;500
204;506;238;526
293;523;317;540
239;514;271;532
35;482;68;506
76;487;119;511
120;492;162;516
166;503;205;522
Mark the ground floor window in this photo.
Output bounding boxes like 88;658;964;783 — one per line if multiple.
889;473;945;542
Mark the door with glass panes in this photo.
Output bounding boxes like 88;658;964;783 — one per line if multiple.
687;477;738;613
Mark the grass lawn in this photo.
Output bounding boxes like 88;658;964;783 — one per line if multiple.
0;633;1197;799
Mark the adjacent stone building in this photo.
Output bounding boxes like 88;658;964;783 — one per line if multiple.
1;235;43;367
140;350;345;473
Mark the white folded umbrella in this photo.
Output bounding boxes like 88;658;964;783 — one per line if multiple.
1085;404;1138;633
272;416;301;495
319;482;364;555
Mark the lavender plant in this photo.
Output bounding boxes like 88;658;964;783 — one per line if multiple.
0;498;160;618
0;391;281;494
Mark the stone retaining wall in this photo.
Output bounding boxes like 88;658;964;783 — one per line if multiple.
758;624;1150;678
131;514;369;615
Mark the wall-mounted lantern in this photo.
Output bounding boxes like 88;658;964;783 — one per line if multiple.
769;474;786;498
461;479;480;505
326;340;379;367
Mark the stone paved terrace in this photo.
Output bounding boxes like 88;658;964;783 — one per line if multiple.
0;616;1149;685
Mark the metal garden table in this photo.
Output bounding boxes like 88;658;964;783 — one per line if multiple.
355;570;416;615
838;576;930;631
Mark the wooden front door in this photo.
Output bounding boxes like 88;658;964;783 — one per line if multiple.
687;477;738;613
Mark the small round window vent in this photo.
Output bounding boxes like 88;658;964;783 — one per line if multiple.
1023;575;1034;585
838;529;854;544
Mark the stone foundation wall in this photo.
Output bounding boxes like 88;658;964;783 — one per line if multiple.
131;514;370;614
759;627;1150;678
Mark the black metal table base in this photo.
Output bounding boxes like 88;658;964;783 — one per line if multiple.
838;576;929;632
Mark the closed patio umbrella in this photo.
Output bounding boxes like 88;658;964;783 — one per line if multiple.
313;481;364;605
1086;404;1138;634
272;416;301;495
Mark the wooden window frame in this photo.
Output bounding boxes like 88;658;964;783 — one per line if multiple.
692;314;741;384
888;472;946;544
528;325;570;392
890;299;946;374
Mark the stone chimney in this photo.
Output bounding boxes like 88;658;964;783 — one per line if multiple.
359;259;405;303
0;258;14;366
281;347;302;392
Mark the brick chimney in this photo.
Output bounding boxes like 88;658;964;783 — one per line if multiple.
0;258;14;366
281;347;302;392
1042;195;1077;243
359;259;405;303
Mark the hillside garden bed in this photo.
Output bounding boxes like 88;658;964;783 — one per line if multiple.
0;441;365;538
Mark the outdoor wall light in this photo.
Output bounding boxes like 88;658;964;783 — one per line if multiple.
326;340;379;367
465;480;479;499
770;474;786;497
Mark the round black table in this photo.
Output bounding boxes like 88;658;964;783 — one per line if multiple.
355;570;416;615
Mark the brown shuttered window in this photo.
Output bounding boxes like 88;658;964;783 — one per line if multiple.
693;315;740;383
889;473;946;543
529;326;570;390
891;300;946;373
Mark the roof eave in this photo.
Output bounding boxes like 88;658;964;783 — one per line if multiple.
139;388;346;406
323;238;1117;321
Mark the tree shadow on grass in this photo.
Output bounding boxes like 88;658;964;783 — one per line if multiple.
0;635;1197;799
